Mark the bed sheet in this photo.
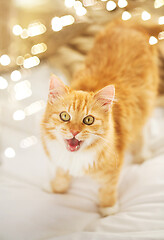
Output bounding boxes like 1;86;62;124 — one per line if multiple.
0;108;164;240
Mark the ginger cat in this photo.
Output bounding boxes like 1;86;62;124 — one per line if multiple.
41;20;161;216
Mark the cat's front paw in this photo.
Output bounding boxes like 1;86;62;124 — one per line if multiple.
99;202;119;217
51;177;70;193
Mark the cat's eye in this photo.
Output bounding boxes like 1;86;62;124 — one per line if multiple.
60;111;70;122
83;115;95;125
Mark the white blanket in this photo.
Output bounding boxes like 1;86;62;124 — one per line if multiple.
0;107;164;240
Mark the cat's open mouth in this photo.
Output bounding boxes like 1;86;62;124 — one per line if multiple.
65;137;83;152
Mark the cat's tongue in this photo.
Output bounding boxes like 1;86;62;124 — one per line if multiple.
65;137;81;152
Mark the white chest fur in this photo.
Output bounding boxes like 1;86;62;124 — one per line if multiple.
46;139;97;177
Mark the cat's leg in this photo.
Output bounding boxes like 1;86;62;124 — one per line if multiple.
131;125;152;164
98;169;120;217
51;168;71;193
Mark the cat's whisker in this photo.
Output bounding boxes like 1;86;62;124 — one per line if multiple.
88;132;118;168
88;131;111;144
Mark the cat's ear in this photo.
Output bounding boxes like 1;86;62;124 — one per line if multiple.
48;74;68;104
94;85;115;111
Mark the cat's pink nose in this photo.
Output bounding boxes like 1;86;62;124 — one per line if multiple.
71;130;80;137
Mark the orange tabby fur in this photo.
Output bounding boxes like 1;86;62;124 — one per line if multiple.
41;20;161;214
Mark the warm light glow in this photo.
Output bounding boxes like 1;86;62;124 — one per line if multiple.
27;22;46;37
74;1;83;9
20;29;29;39
13;110;25;120
65;0;75;8
20;136;38;148
23;56;40;69
4;147;16;158
12;24;23;36
51;15;75;31
60;15;75;27
24;100;45;116
0;54;11;66
11;70;22;81
14;80;32;100
158;16;164;25
83;0;95;6
76;7;87;16
14;0;48;8
0;76;8;89
16;56;24;65
106;1;117;11
118;0;128;8
149;36;158;45
24;53;31;59
51;17;63;32
122;11;131;20
158;31;164;40
154;0;164;8
141;11;151;21
31;43;47;55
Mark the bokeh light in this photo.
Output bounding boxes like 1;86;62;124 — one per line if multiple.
11;70;22;82
0;76;8;89
0;55;11;66
4;147;16;158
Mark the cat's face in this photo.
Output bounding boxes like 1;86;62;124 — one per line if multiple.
42;75;115;153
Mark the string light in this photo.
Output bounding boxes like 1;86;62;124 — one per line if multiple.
4;147;16;158
27;22;46;37
51;17;63;32
60;15;75;27
24;100;45;116
158;31;164;40
74;1;83;9
14;80;32;100
13;110;26;120
10;70;22;81
31;43;47;55
0;54;11;66
0;76;8;89
65;0;75;8
122;11;131;20
16;56;24;65
51;15;75;32
76;6;87;16
106;1;116;11
83;0;95;6
20;136;38;148
23;56;40;69
0;0;163;165
24;53;31;59
141;11;151;21
20;22;46;39
149;36;158;45
158;16;164;25
12;24;23;36
14;0;47;8
154;0;164;8
21;29;29;39
118;0;128;8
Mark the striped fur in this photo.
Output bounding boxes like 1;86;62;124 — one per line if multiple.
42;20;162;213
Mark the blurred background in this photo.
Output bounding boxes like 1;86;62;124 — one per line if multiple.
0;0;163;183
